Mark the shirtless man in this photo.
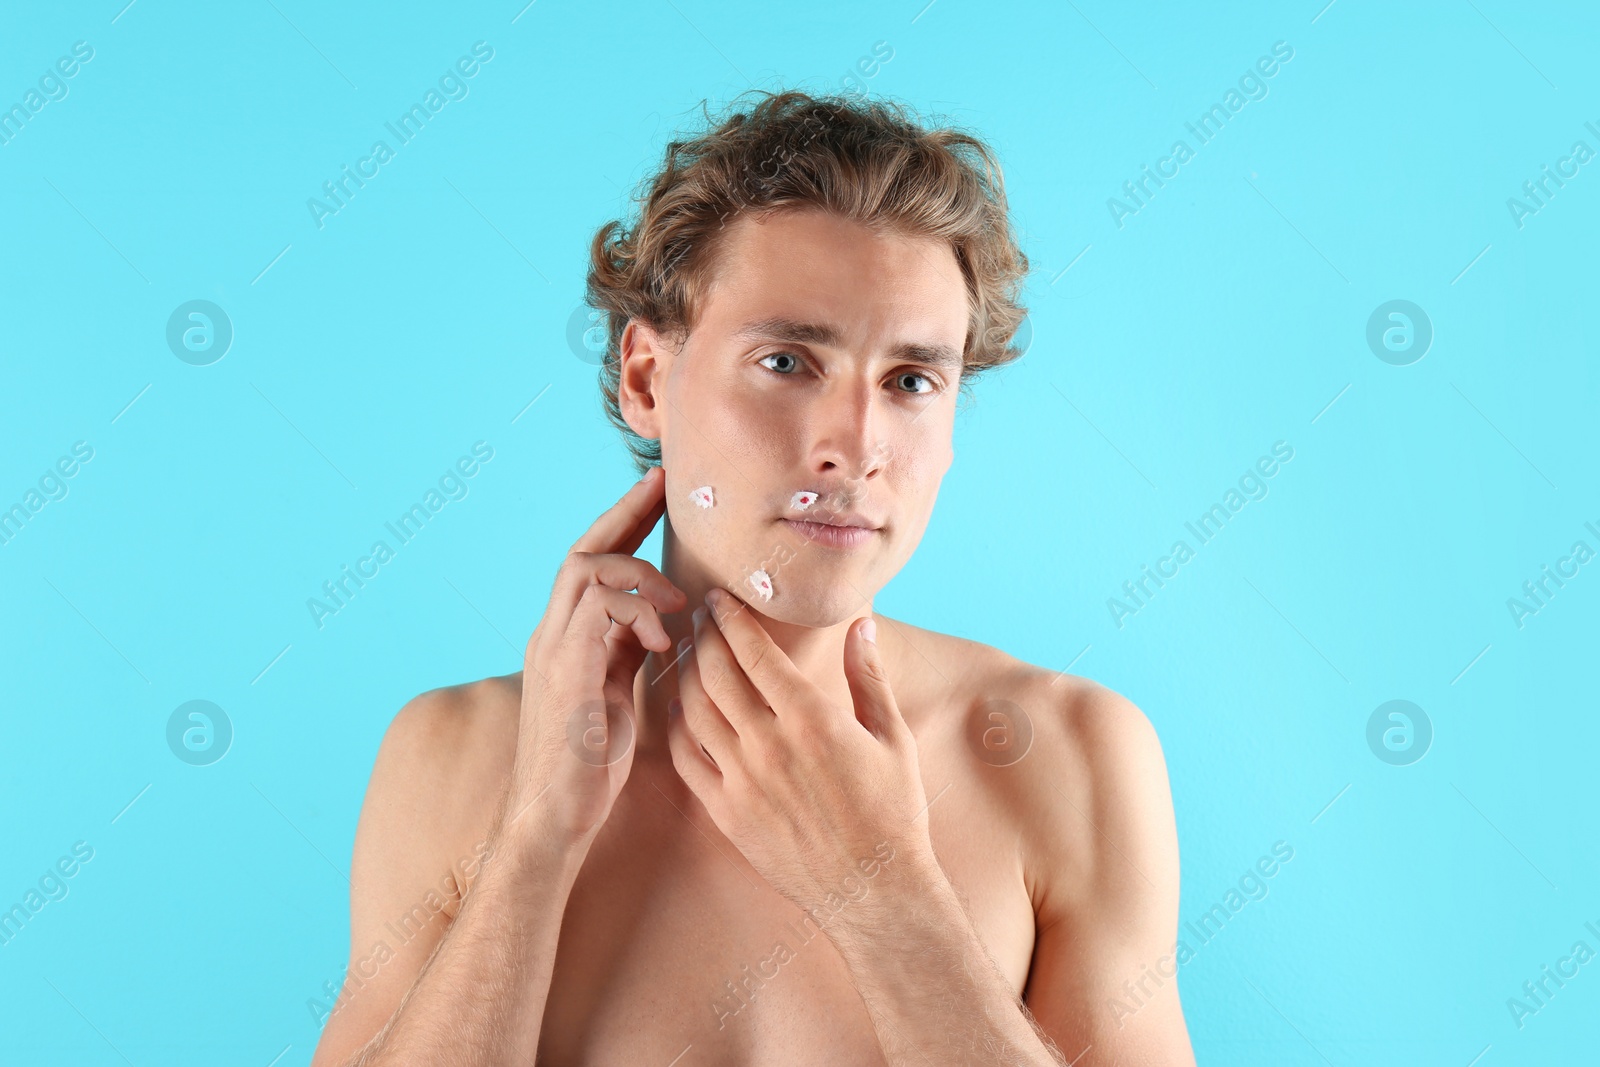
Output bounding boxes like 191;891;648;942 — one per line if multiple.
310;91;1196;1066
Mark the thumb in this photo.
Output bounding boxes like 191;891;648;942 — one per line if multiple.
844;617;902;740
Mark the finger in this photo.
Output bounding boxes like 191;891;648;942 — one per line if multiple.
666;695;723;803
602;622;651;693
691;604;776;737
584;584;675;648
556;552;686;616
571;465;667;557
701;588;811;720
676;633;744;763
843;615;904;741
542;552;687;646
614;487;669;558
542;584;673;693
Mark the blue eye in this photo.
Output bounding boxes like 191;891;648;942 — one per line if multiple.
758;351;803;374
757;351;940;396
897;372;935;395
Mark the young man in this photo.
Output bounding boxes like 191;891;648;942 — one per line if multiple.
311;91;1195;1066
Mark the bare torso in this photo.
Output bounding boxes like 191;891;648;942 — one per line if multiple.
431;616;1079;1066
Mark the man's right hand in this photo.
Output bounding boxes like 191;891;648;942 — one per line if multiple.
497;464;686;850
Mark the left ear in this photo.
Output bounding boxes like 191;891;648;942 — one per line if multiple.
617;319;676;441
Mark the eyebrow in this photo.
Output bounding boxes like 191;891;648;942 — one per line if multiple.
731;316;964;372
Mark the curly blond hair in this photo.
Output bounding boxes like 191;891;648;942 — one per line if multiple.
585;88;1031;474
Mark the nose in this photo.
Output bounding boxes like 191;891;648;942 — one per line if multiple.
806;377;889;488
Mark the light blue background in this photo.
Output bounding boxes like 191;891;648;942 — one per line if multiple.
1;1;1595;1064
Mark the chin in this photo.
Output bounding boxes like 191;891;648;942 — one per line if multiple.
730;567;874;629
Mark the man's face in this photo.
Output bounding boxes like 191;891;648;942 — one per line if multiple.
621;206;969;627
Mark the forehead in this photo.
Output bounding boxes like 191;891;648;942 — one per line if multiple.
694;207;969;353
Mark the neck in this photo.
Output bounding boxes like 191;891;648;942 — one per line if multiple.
632;515;876;760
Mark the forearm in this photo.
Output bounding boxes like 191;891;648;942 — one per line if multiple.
345;810;587;1067
827;850;1067;1067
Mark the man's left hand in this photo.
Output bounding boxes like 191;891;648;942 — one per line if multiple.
666;587;936;914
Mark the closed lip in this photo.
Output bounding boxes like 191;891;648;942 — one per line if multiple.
787;511;881;530
779;516;880;549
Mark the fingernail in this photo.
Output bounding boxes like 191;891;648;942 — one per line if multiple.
693;605;707;626
861;618;877;644
668;696;682;717
678;636;692;657
705;587;723;608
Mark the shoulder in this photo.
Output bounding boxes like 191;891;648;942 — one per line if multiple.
884;618;1177;922
313;674;523;1063
377;671;521;796
911;646;1198;1062
384;670;522;748
883;616;1166;775
362;671;523;909
997;659;1178;930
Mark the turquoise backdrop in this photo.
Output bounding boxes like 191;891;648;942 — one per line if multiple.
1;1;1595;1063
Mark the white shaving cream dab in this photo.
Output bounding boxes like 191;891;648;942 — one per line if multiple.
747;569;773;602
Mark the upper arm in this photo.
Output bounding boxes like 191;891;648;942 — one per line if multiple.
1019;682;1195;1067
309;686;496;1067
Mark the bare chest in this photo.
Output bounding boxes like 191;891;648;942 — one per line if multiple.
532;739;1037;1066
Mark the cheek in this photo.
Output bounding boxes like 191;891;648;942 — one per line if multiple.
883;432;952;536
662;458;765;561
896;426;952;492
666;362;790;467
